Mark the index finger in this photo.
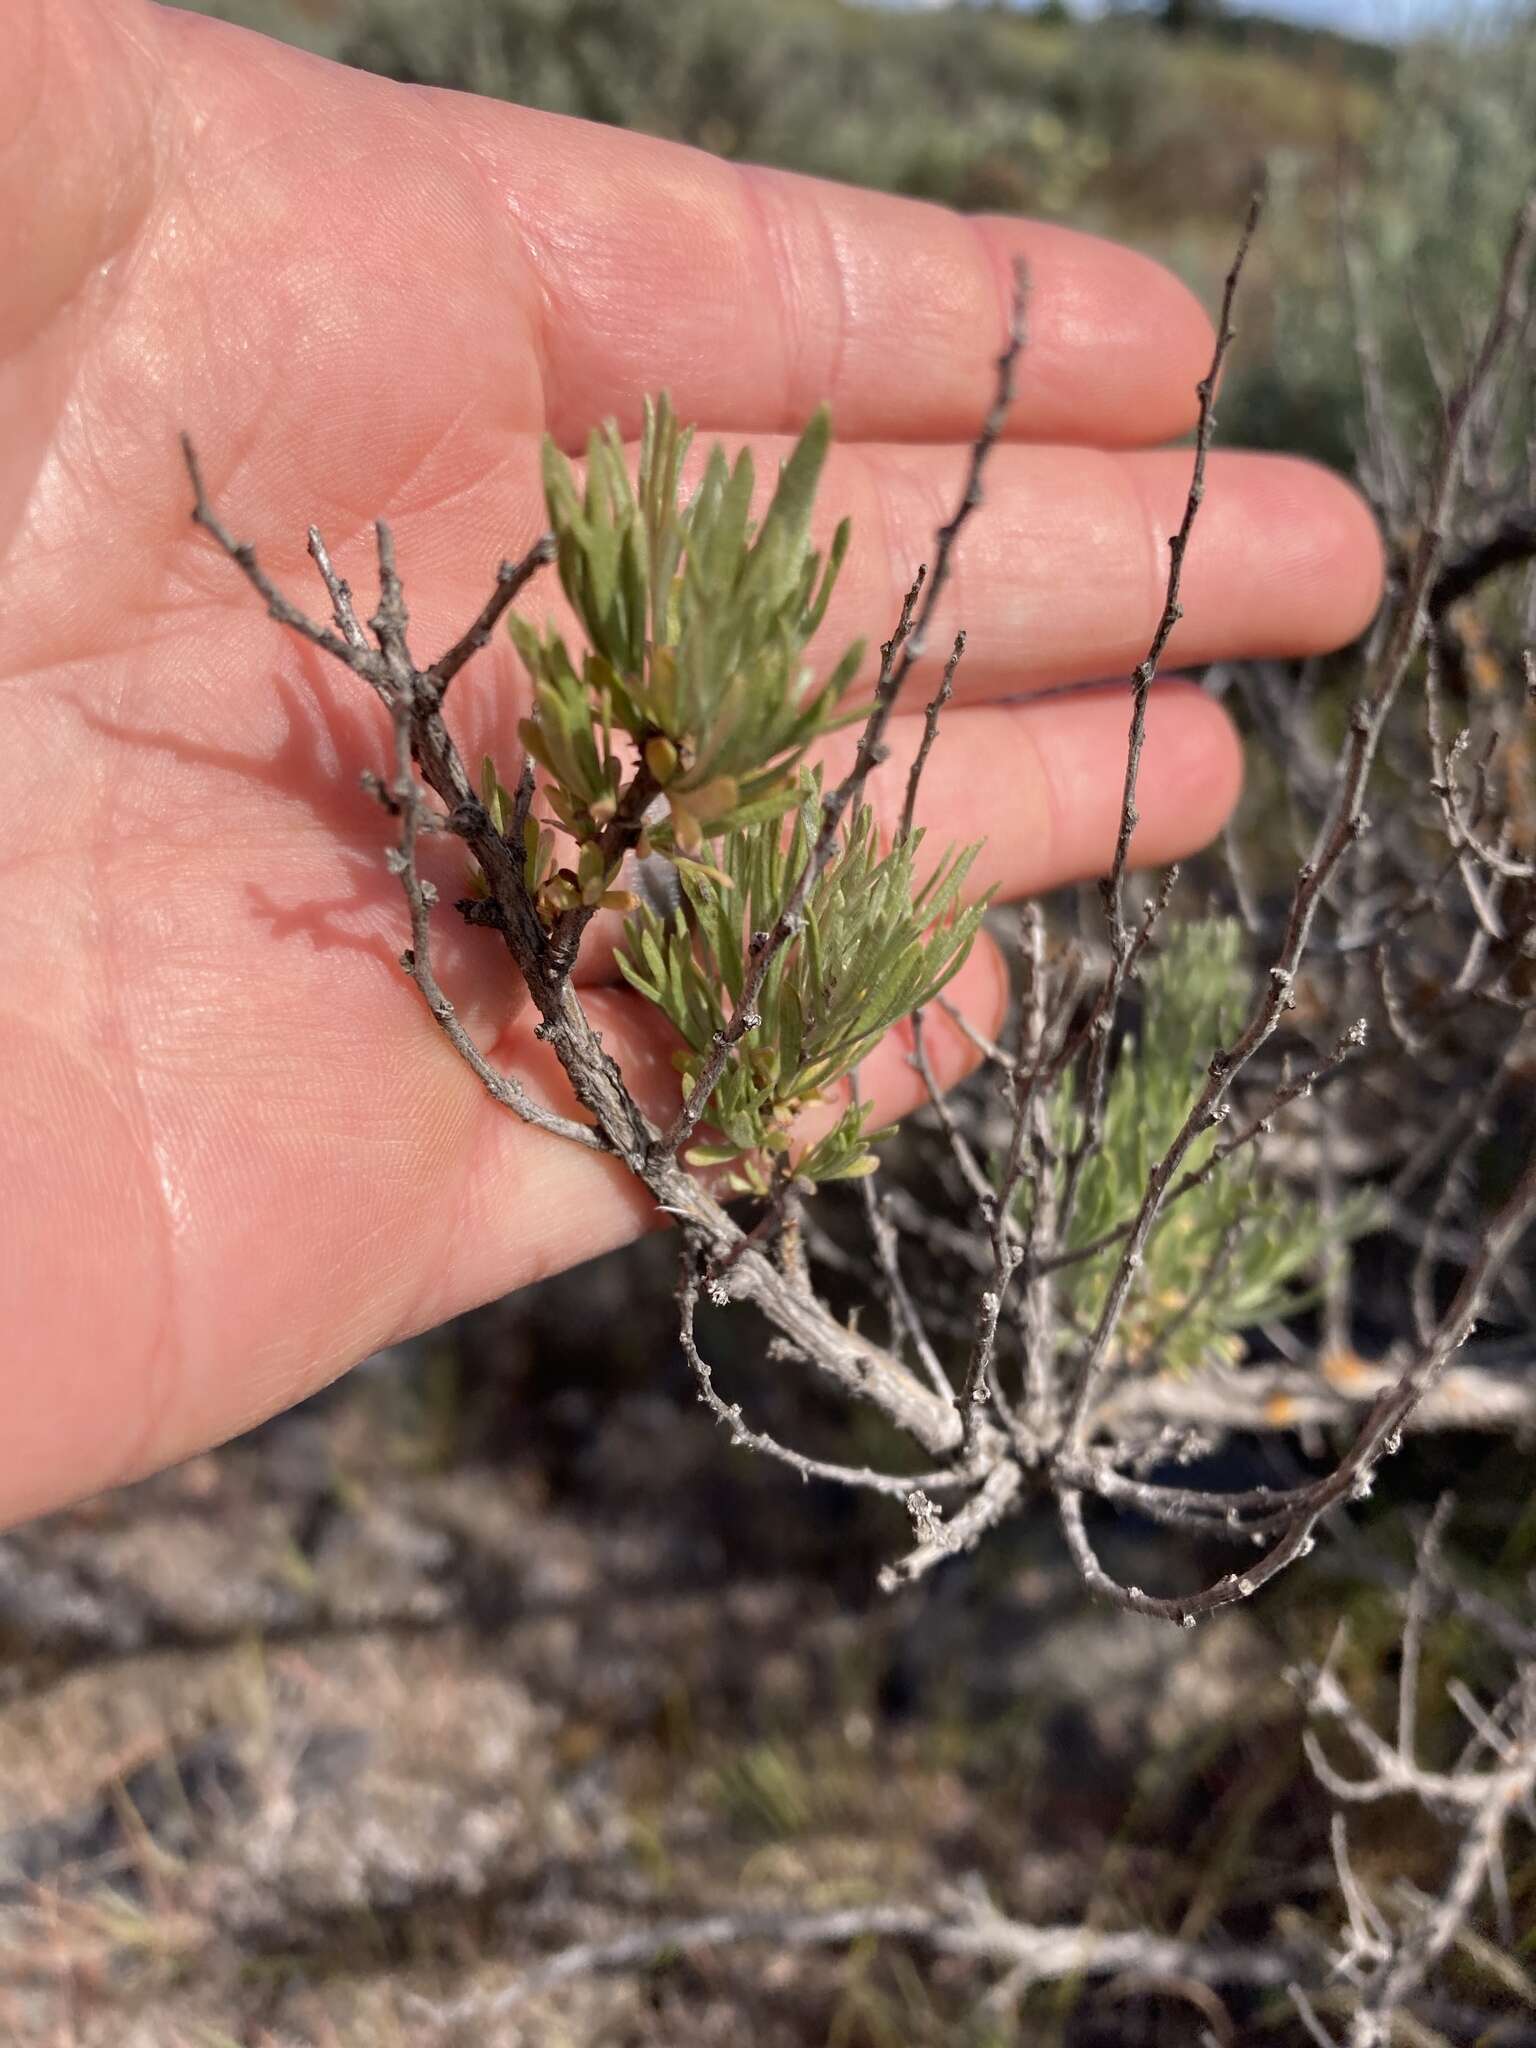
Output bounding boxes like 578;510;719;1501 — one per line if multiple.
444;99;1219;450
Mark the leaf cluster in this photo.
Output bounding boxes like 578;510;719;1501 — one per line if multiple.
509;395;861;919
471;752;631;920
619;777;986;1192
1038;919;1366;1374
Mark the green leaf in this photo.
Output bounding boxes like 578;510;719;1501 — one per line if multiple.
760;406;831;559
685;1140;748;1167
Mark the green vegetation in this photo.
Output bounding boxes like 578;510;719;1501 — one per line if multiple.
620;776;984;1189
1029;918;1365;1375
514;398;860;878
1253;18;1536;468
502;396;985;1190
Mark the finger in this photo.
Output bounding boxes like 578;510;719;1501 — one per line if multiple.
250;437;1380;726
147;4;1215;453
484;139;1218;450
0;0;159;546
599;435;1385;701
409;435;1377;802
0;1;156;361
568;680;1240;983
838;679;1244;895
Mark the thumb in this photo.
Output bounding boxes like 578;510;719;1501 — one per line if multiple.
0;0;160;541
0;0;160;357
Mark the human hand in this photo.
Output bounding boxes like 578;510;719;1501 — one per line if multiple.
0;0;1382;1524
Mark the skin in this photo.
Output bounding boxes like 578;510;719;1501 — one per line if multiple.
0;0;1384;1527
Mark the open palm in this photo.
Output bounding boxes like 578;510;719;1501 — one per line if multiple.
0;0;1382;1524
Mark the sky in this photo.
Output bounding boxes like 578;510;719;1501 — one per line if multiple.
1203;0;1491;29
876;0;1509;38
